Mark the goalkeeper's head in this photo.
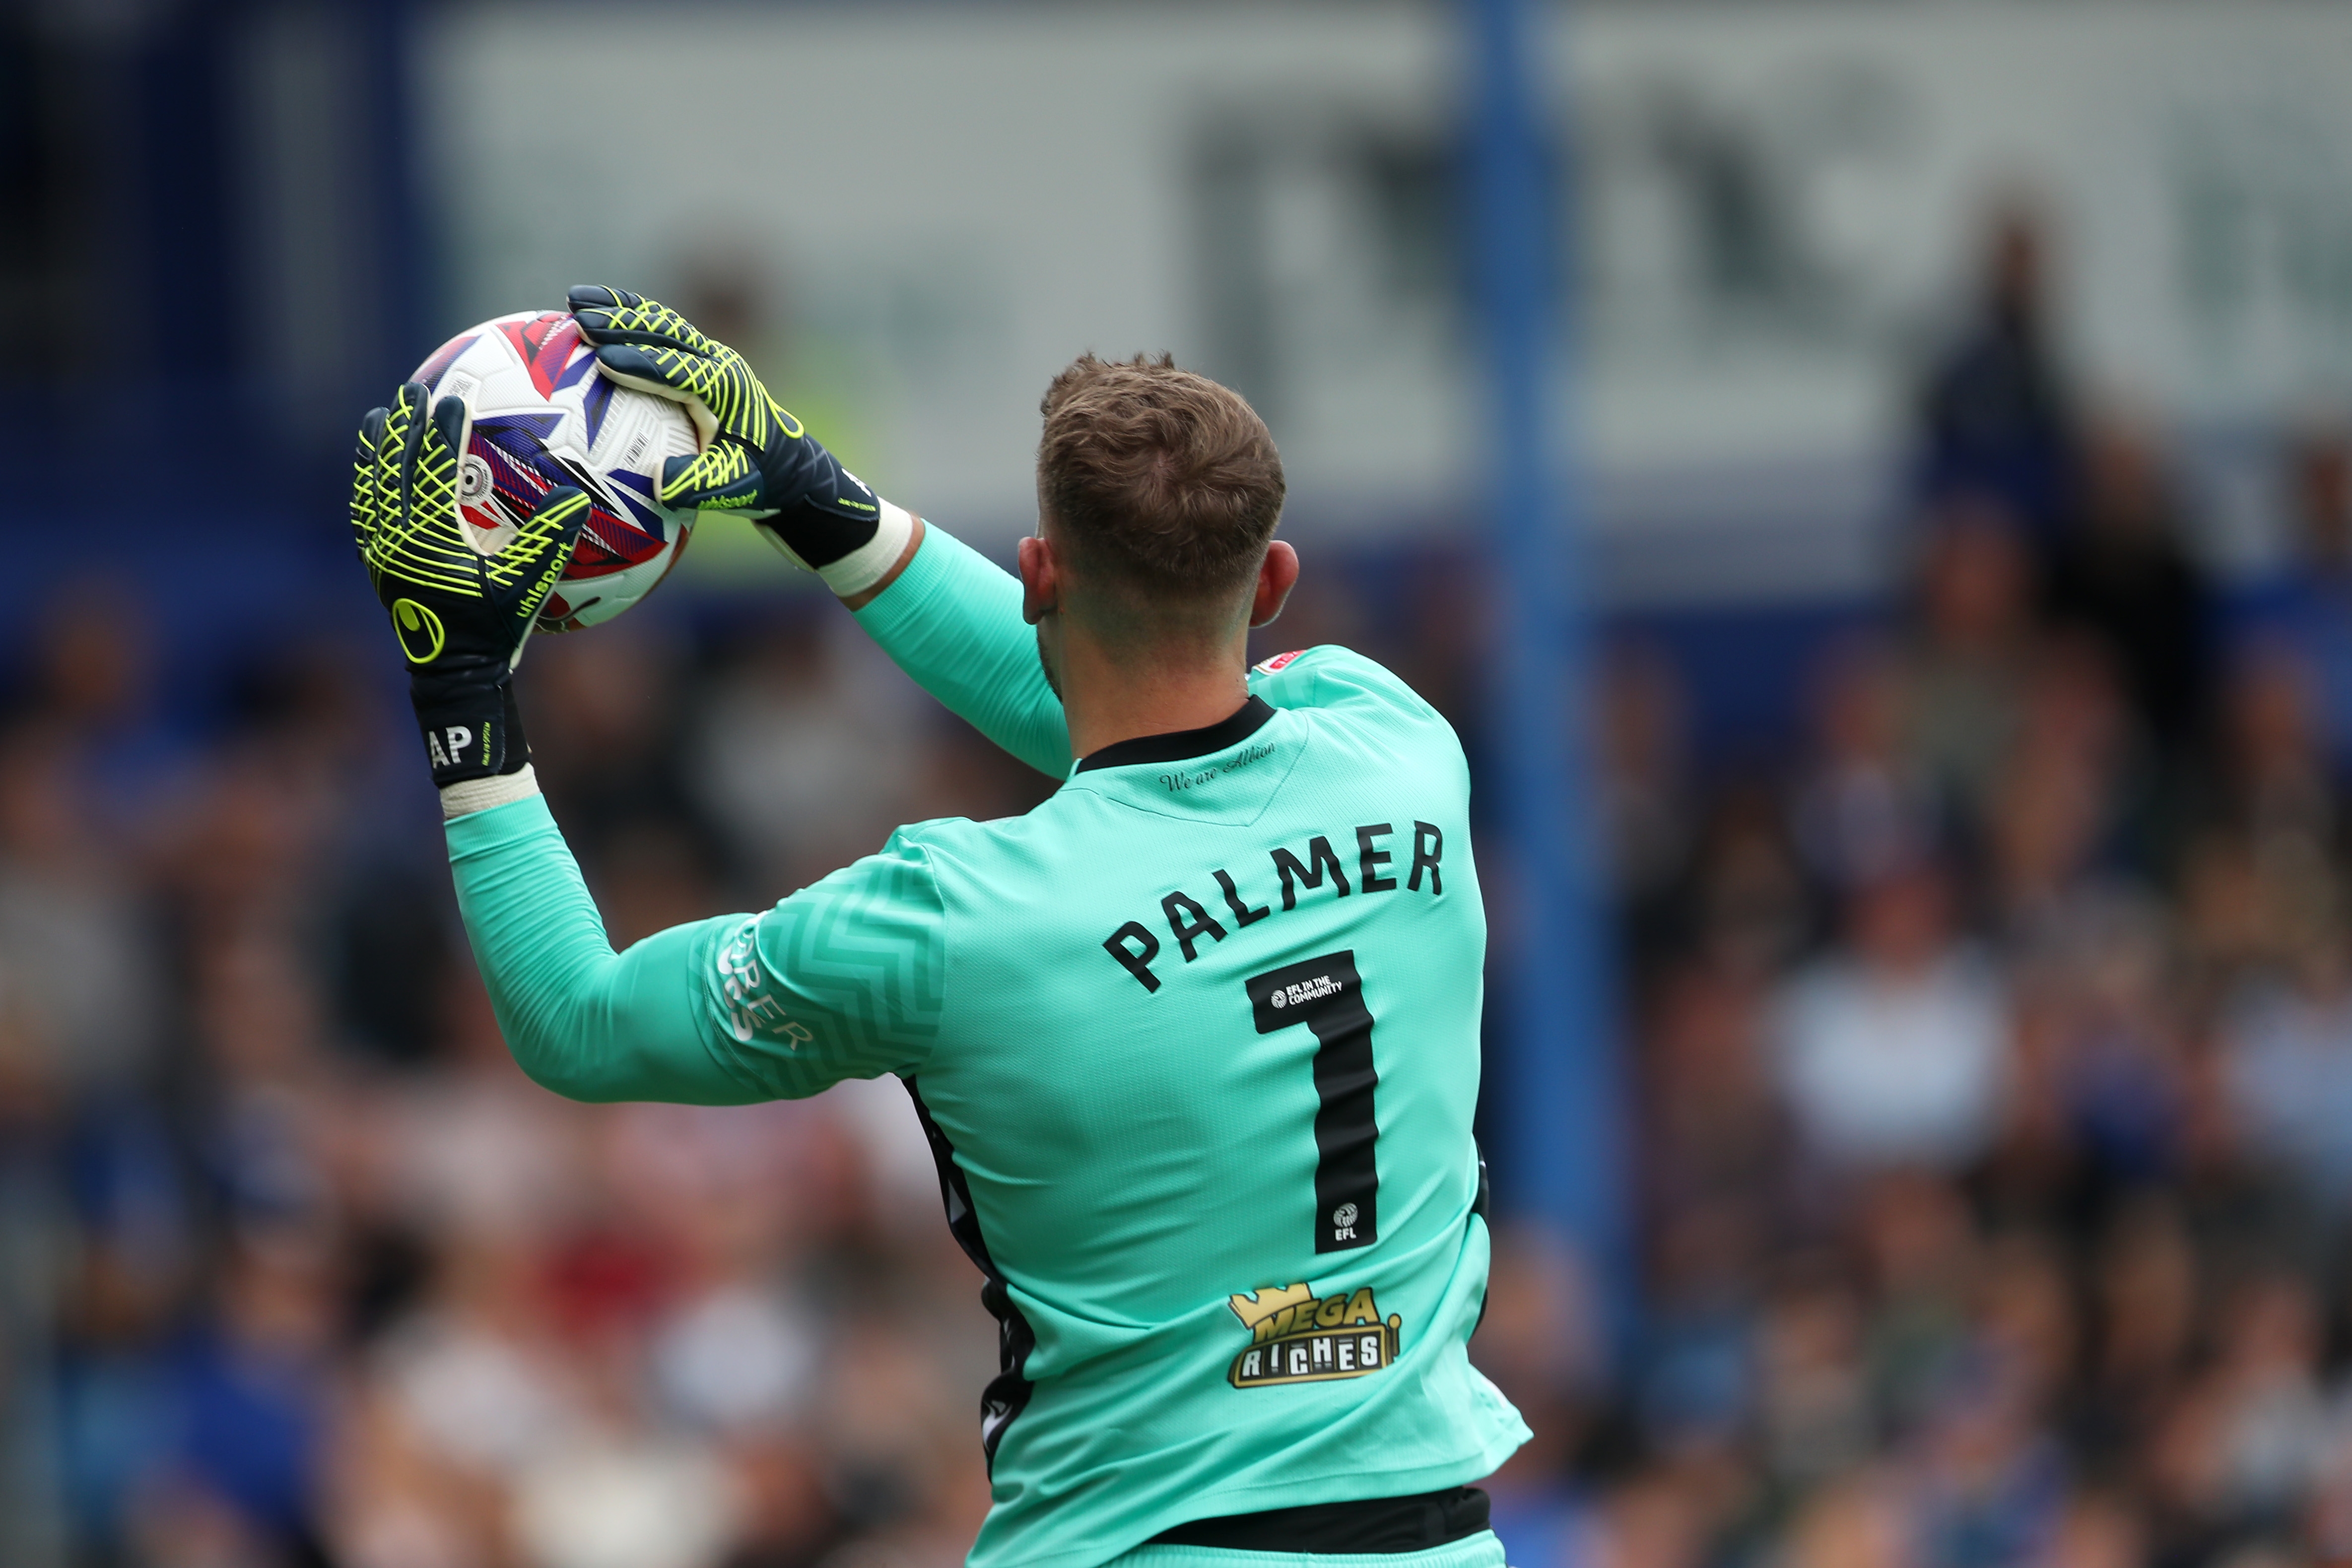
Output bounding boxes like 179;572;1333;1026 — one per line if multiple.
1021;353;1295;698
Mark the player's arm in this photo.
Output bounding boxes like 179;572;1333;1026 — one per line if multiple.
351;379;942;1104
847;519;1070;777
447;791;763;1102
445;788;942;1104
566;287;1072;778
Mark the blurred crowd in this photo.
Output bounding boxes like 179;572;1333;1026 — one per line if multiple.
0;593;1056;1568
1469;211;2352;1568
12;204;2352;1568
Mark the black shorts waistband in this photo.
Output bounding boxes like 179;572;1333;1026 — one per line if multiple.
1146;1486;1491;1556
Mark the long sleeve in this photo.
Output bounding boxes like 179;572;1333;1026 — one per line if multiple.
448;793;946;1104
853;523;1071;778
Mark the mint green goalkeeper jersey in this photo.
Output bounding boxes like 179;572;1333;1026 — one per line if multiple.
446;524;1529;1568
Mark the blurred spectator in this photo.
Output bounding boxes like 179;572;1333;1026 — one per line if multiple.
1388;551;1486;739
1640;962;1788;1247
2083;1197;2198;1460
1599;642;1696;968
2201;646;2341;884
1914;201;2080;546
1902;502;2036;847
1791;637;1941;898
688;619;929;894
1771;862;2010;1175
2289;424;2352;574
145;1225;339;1560
1905;1350;2069;1568
0;730;161;1095
2259;423;2352;782
2043;417;2214;763
1983;637;2137;929
1684;781;1812;980
527;619;714;877
2221;919;2352;1210
1751;1261;1872;1490
2031;890;2187;1194
2153;1273;2330;1541
1853;1169;1977;1434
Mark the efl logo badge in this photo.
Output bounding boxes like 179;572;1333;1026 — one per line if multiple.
1225;1281;1401;1388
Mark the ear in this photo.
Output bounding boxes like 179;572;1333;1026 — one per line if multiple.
1249;540;1300;629
1020;532;1060;626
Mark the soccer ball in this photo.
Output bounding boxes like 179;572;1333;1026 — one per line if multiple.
412;310;701;631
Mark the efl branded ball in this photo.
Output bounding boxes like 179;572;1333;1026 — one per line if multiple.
412;311;700;630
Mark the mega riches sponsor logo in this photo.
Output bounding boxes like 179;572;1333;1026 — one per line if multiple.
1225;1282;1401;1388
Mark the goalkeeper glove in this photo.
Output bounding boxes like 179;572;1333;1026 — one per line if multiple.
352;381;588;788
565;285;911;595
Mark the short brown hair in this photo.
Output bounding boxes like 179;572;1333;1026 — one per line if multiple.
1037;353;1285;606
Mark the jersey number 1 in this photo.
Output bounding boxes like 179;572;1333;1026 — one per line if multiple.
1247;951;1377;1253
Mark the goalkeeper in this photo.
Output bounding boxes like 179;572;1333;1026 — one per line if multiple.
351;287;1528;1568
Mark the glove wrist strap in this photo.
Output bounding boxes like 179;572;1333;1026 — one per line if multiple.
412;679;530;787
770;499;913;598
441;763;540;820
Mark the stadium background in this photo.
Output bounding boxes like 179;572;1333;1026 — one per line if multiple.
7;1;2352;1564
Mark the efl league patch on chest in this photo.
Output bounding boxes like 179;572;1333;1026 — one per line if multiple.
1226;1281;1402;1388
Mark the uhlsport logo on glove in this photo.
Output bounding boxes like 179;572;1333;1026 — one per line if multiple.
392;599;445;664
351;378;590;788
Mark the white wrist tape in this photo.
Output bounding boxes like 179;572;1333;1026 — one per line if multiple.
806;499;916;598
440;763;541;820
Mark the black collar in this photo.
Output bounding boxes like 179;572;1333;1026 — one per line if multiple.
1074;696;1277;774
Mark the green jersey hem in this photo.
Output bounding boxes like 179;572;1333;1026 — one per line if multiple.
995;1436;1529;1568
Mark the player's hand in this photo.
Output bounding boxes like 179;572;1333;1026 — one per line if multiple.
352;381;589;786
565;284;890;579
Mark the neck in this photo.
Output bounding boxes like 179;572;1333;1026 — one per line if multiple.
1057;625;1252;761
